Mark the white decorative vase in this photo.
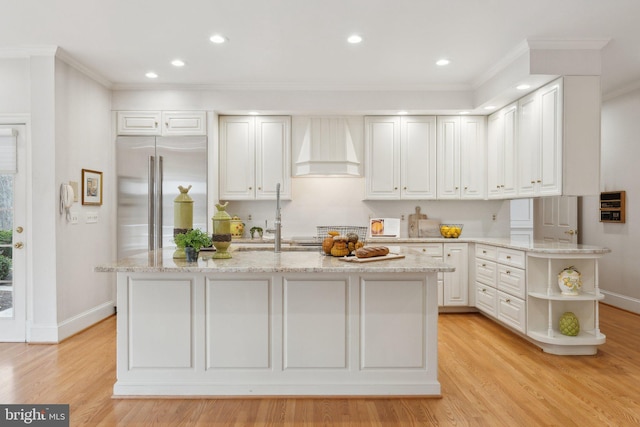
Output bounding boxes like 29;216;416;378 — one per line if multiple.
557;266;582;295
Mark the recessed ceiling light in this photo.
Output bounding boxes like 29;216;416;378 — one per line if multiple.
459;111;470;115
484;105;496;110
397;111;408;115
516;84;530;90
210;34;227;44
347;34;363;44
248;111;259;115
145;72;158;79
436;59;450;66
171;59;185;67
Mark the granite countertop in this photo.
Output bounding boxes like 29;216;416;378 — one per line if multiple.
96;247;455;274
367;237;611;255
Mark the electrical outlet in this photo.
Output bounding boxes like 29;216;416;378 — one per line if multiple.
492;214;497;221
70;212;79;224
248;214;252;220
86;212;98;224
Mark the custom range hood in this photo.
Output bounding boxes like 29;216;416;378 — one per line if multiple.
292;116;363;176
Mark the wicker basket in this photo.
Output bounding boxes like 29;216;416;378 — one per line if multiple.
316;226;368;254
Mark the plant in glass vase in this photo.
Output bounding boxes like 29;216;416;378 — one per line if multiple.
174;229;212;262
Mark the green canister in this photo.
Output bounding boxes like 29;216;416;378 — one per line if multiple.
211;202;232;259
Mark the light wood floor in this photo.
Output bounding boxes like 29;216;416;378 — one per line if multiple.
1;303;639;426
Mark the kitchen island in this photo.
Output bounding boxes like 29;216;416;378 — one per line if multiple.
97;248;454;397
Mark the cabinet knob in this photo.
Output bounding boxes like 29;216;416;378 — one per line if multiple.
531;180;536;184
403;186;407;190
500;185;505;188
154;121;158;128
249;187;252;190
455;186;459;190
482;288;487;292
506;298;511;303
506;270;511;275
537;179;542;183
422;248;426;252
258;187;262;190
464;186;468;190
506;255;511;259
394;187;398;190
496;185;501;189
447;253;451;257
482;263;486;267
482;250;486;254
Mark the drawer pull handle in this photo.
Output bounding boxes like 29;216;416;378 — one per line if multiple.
506;298;511;303
506;270;511;275
482;250;487;254
482;288;487;292
482;263;486;267
506;255;511;259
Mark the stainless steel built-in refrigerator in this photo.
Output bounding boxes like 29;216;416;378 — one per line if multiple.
116;136;207;259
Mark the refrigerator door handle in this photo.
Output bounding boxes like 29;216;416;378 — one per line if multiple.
148;155;155;251
157;155;164;249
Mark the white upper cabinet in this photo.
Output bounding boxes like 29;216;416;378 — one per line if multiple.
162;111;207;136
117;111;162;135
365;116;437;200
401;116;437;199
219;116;291;201
517;80;562;196
437;116;486;200
487;103;518;199
117;111;206;136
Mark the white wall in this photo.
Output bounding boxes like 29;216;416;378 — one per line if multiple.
581;86;640;314
218;177;510;239
54;59;114;338
0;58;29;113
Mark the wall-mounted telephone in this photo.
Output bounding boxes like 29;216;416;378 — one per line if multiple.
60;183;75;221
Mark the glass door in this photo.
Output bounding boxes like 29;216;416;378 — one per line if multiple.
0;124;26;341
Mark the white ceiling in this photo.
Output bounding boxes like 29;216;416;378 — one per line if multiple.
2;0;639;96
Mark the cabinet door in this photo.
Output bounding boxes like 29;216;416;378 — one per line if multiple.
501;104;518;197
436;116;461;199
538;81;562;196
117;111;161;135
517;92;540;196
443;242;468;306
255;116;291;200
460;116;486;199
219;116;255;200
162;111;207;136
365;117;400;199
401;116;437;199
486;111;503;199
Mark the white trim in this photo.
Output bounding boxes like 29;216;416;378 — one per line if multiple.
57;301;116;341
111;82;473;92
0;46;58;58
55;48;113;89
600;290;640;315
472;40;530;90
527;38;611;50
603;78;640;101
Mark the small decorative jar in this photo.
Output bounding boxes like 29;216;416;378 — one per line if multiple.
211;202;232;259
230;216;245;239
557;266;582;296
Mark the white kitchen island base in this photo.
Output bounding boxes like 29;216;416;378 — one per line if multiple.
105;250;451;397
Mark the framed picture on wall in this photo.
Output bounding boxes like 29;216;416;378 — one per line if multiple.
81;169;103;206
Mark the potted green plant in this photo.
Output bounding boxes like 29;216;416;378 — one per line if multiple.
174;229;212;262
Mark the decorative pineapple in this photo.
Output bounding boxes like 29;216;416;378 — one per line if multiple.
559;312;580;336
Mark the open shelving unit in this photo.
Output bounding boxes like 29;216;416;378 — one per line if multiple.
527;253;606;355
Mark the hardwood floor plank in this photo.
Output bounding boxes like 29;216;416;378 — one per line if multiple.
1;304;639;425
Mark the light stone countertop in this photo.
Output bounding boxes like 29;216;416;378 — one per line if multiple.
367;237;611;255
96;247;456;274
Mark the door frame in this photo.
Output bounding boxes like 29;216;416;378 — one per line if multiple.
0;115;30;342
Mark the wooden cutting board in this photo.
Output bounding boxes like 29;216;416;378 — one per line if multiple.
408;206;427;238
338;253;406;263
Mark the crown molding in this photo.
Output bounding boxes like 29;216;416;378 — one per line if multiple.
0;46;58;58
527;38;611;50
55;48;113;89
110;81;472;92
472;40;530;90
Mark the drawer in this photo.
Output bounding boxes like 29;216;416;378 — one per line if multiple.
475;282;497;317
497;265;526;299
476;244;497;261
414;244;444;257
497;291;526;333
476;259;497;285
497;248;526;269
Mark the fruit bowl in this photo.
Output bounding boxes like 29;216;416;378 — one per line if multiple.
440;224;463;238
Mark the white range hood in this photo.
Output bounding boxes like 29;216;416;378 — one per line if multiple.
292;116;363;176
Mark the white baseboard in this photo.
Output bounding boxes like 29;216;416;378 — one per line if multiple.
601;290;640;315
57;301;116;341
28;301;115;343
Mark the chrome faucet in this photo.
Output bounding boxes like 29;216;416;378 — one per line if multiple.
274;183;282;253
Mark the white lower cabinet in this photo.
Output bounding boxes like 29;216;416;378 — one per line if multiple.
399;243;468;307
475;244;526;333
475;243;606;355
